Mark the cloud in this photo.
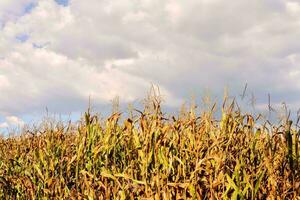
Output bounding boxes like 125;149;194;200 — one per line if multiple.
0;0;300;125
0;116;24;129
0;43;179;115
0;0;38;23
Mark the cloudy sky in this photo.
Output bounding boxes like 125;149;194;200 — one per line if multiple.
1;0;300;129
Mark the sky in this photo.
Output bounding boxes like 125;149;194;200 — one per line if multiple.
0;0;300;130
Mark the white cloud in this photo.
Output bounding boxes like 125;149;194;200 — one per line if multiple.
0;116;24;130
6;116;25;126
0;43;179;114
0;122;8;129
286;1;300;14
0;0;300;119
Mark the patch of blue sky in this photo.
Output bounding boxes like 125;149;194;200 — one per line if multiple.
0;116;5;123
55;0;69;7
32;42;51;49
20;112;82;131
24;2;36;14
16;33;30;43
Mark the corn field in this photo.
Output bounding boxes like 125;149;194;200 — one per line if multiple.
0;95;299;199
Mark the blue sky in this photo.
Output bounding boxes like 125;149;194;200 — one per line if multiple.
24;2;36;13
55;0;68;7
0;0;300;131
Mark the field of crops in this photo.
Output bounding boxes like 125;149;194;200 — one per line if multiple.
0;93;299;199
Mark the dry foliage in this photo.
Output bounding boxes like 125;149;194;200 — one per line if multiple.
0;94;299;199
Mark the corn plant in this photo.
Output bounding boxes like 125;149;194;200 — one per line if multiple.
0;96;299;199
